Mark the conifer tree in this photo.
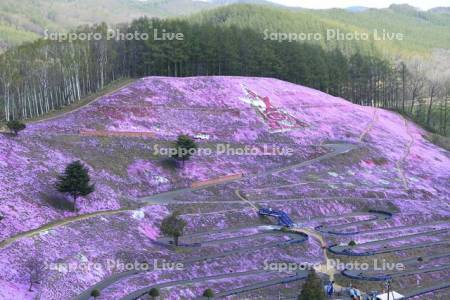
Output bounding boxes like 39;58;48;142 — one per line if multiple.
6;120;26;136
149;287;160;299
172;135;197;167
202;288;214;299
56;161;95;212
298;269;326;300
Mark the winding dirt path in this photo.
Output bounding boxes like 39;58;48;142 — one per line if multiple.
75;227;309;300
329;228;450;256
359;108;379;142
0;208;131;249
396;117;415;190
291;227;344;292
235;189;259;210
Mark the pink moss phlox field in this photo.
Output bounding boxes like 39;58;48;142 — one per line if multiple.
0;76;449;299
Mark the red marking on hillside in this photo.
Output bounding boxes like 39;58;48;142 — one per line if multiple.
191;174;243;188
240;85;308;132
79;130;156;138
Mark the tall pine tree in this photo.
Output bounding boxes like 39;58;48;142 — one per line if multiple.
56;161;95;212
298;269;327;300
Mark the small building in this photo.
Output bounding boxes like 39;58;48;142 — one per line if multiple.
376;291;404;300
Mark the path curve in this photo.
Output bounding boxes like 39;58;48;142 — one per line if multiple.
342;264;450;281
329;229;450;256
74;228;308;300
0;208;131;249
315;210;392;235
120;270;309;300
359;108;379;142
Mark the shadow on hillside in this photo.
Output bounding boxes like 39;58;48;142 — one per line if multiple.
159;157;180;171
41;190;74;211
0;132;15;138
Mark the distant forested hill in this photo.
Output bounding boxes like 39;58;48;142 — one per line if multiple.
0;0;216;50
1;1;450;56
190;4;450;57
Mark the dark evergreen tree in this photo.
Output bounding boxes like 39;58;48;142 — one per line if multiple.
202;288;214;299
298;269;326;300
90;289;100;300
56;161;95;212
160;212;187;246
149;287;160;299
6;120;26;136
172;134;197;167
328;48;349;96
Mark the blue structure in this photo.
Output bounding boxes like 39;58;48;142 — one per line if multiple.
258;208;294;227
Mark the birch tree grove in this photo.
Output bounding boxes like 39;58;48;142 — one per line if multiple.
0;23;122;121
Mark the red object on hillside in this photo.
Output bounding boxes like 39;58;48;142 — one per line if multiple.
240;85;308;132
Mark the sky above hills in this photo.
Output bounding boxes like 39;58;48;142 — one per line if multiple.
269;0;450;10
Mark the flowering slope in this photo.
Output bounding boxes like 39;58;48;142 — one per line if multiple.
0;76;449;299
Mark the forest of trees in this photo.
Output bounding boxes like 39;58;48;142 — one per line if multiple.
0;18;449;136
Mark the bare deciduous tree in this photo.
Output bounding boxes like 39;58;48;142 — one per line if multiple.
24;258;46;292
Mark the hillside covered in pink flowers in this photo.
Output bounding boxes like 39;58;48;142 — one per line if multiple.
0;76;449;299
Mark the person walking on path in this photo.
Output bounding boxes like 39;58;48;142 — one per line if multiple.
326;281;334;297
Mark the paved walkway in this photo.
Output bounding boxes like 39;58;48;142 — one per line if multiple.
329;229;450;256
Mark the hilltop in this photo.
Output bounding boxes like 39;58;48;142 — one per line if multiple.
0;77;448;299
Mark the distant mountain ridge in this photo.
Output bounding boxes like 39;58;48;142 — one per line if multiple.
0;0;216;50
429;7;450;14
208;0;275;5
345;6;370;13
190;3;450;56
